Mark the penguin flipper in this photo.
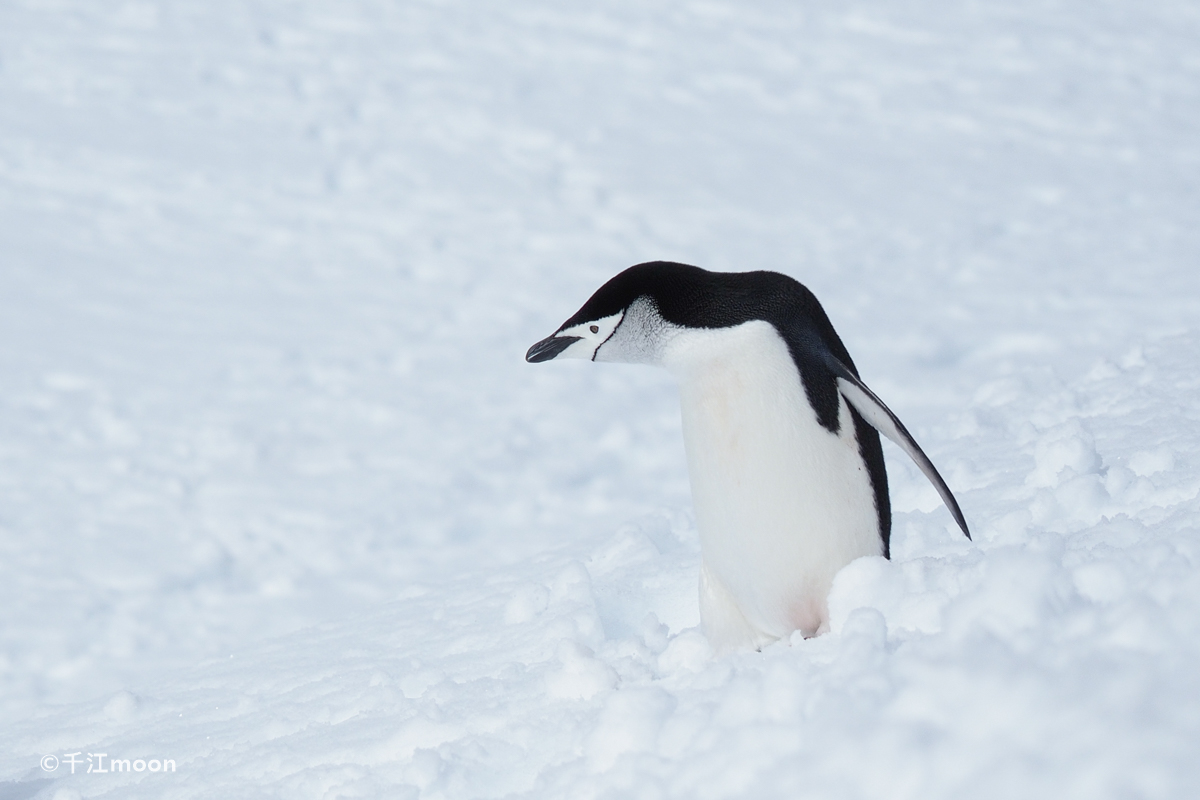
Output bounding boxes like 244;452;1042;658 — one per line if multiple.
825;356;971;540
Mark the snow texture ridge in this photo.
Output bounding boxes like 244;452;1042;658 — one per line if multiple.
3;0;1200;797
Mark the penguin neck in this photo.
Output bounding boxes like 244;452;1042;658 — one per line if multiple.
661;320;803;433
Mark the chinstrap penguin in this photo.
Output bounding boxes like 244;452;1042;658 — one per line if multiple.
526;261;970;653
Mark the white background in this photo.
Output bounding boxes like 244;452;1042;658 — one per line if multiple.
2;1;1199;797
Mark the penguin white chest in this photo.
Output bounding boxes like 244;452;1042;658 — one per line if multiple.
662;320;882;651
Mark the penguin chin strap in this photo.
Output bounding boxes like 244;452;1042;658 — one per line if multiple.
824;355;972;541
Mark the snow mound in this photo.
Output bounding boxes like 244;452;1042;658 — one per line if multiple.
8;329;1200;797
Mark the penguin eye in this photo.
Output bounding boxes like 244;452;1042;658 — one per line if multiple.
589;325;599;334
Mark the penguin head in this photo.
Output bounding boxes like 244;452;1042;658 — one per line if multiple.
525;263;693;366
526;260;848;372
526;261;863;427
524;306;630;363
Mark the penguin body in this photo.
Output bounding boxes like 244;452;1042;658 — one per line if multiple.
669;318;882;648
526;262;969;652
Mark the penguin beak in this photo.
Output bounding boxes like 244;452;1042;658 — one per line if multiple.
526;335;582;363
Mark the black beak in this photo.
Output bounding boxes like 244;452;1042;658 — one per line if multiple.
525;335;582;363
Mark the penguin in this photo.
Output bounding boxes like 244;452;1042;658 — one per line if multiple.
526;261;970;653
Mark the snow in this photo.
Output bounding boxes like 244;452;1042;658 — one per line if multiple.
3;0;1200;797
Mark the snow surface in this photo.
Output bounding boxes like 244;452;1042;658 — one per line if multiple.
3;0;1200;797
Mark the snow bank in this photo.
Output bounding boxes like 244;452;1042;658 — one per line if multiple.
9;329;1200;798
